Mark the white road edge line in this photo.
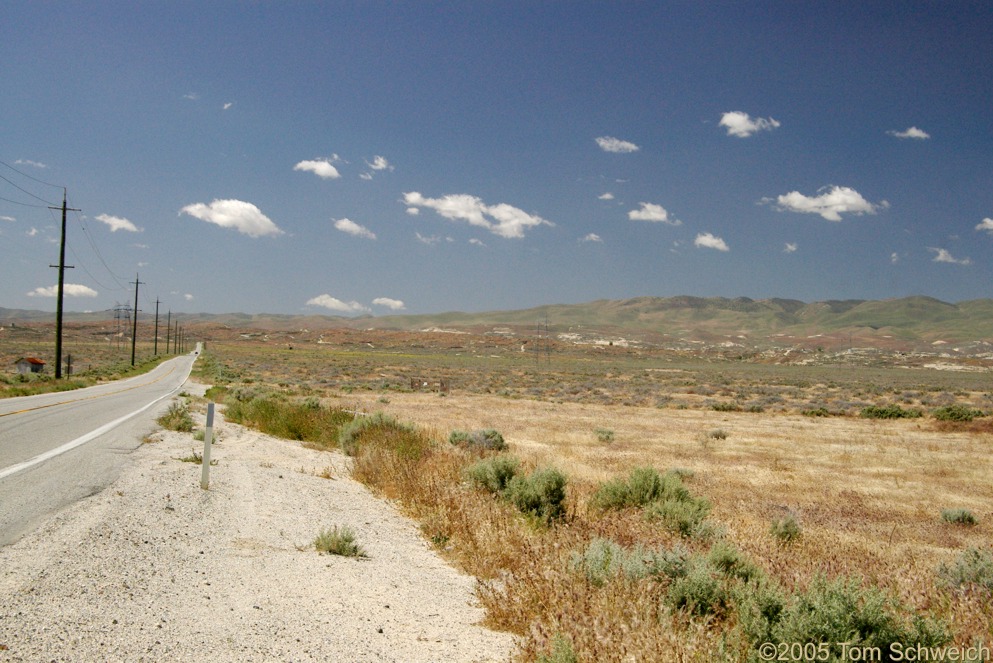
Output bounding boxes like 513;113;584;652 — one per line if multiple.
0;379;188;481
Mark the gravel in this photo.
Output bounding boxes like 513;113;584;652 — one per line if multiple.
0;391;514;662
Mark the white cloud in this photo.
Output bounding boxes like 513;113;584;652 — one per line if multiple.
372;297;405;311
974;218;993;234
223;102;233;110
402;192;552;239
360;156;393;180
719;111;780;138
406;207;420;215
95;213;141;233
415;232;453;245
887;126;930;140
769;185;887;221
0;215;14;222
929;247;971;265
468;238;485;247
580;233;603;243
891;252;900;264
306;294;371;314
293;158;342;180
596;136;640;153
367;156;392;171
784;242;797;253
183;92;199;101
184;293;194;301
694;232;729;252
334;218;376;240
26;227;38;237
28;283;98;298
628;202;681;225
14;159;47;169
179;199;284;237
598;192;615;200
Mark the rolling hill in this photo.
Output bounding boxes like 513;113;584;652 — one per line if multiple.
4;295;993;349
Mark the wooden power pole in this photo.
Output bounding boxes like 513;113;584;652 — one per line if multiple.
49;189;79;379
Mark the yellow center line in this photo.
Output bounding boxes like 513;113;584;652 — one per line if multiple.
0;364;177;418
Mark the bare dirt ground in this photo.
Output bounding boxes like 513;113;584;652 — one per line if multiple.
0;383;513;663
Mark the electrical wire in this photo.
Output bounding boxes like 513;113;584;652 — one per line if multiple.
0;194;50;208
0;173;58;207
0;159;64;190
71;207;129;291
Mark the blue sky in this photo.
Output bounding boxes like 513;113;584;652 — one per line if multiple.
2;2;992;317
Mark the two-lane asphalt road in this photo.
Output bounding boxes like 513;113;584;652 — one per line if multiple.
0;349;199;545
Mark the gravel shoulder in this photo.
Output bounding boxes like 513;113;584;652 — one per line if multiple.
0;385;514;662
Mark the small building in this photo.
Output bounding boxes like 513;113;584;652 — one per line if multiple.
15;357;46;374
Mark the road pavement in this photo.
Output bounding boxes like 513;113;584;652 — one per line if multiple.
0;350;198;545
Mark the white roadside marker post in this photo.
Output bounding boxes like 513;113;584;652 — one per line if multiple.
200;402;214;490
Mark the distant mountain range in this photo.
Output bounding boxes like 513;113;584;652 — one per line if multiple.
4;295;993;347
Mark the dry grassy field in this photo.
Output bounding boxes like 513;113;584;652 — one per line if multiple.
187;333;992;662
6;321;992;660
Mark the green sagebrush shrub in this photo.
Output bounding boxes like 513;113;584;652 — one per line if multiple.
465;455;520;494
938;547;993;593
736;575;948;661
449;428;507;451
338;412;428;458
506;467;568;523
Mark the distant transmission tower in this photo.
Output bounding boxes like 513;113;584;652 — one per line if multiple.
534;317;551;366
113;303;132;351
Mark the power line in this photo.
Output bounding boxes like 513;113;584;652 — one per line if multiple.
0;173;58;206
0;194;50;208
0;159;64;189
70;207;128;290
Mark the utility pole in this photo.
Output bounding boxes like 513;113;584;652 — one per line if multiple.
153;298;160;355
166;310;171;354
48;189;79;379
130;274;144;366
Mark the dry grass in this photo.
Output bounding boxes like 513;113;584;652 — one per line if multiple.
198;339;993;661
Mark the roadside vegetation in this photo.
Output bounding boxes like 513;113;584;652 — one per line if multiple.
0;353;169;399
189;340;992;661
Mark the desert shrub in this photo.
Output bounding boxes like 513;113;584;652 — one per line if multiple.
665;564;728;617
706;541;764;583
594;427;615;443
465;455;520;494
591;466;711;536
157;402;194;432
449;428;507;452
736;575;949;660
707;428;728;440
770;515;803;544
801;407;833;417
712;402;741;412
589;467;690;510
505;467;568;523
569;538;694;588
932;404;984;422
314;525;366;557
644;495;712;538
570;538;655;586
646;545;692;580
338;412;427;458
224;392;351;448
938;547;993;594
860;404;922;419
941;508;978;526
